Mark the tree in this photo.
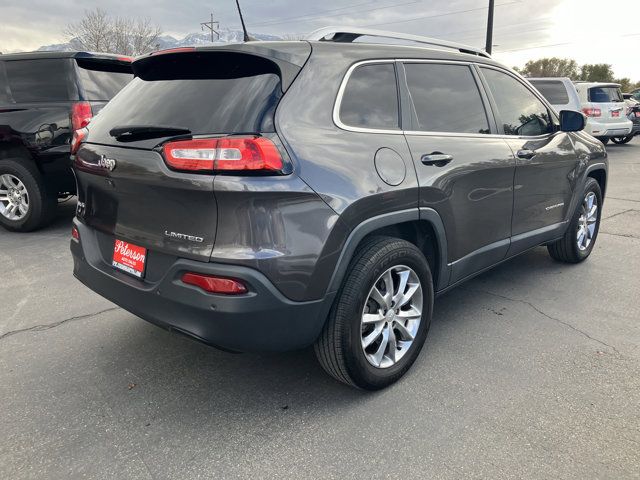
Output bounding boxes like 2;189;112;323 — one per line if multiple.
518;57;579;78
65;8;161;56
579;64;614;83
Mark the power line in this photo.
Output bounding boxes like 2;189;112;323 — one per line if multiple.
247;0;422;28
362;0;520;27
494;32;640;54
249;0;384;27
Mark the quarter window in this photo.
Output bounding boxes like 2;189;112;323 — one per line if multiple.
404;63;490;134
339;63;400;130
481;68;552;137
5;59;74;102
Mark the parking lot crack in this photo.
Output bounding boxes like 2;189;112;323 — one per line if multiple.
0;307;120;341
602;208;636;220
600;231;639;240
465;288;623;357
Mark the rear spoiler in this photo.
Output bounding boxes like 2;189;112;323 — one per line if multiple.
132;42;311;91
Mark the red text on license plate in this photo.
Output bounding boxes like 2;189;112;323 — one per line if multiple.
112;239;147;278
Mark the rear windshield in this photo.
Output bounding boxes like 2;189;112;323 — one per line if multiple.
88;52;282;138
529;80;570;105
588;86;623;103
5;58;74;102
76;59;132;101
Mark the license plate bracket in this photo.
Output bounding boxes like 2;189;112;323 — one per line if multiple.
112;239;147;278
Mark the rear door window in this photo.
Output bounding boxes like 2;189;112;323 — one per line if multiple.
5;59;74;102
588;87;623;103
481;67;553;137
75;59;132;101
403;63;490;134
87;52;283;141
339;63;400;130
529;80;570;105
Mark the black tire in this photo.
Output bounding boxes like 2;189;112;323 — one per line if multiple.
314;236;434;390
547;177;602;263
0;158;56;232
595;137;609;145
611;136;633;144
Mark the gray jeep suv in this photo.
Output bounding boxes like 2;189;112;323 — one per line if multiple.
70;28;607;389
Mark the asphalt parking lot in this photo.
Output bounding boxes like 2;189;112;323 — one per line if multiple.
1;143;639;480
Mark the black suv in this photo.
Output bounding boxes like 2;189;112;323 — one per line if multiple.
0;52;132;231
70;29;607;389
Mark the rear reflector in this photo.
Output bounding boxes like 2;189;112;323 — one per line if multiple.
71;225;80;241
182;273;247;294
71;101;93;131
582;107;601;117
162;136;283;173
71;127;87;155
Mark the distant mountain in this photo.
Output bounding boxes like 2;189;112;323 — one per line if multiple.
37;28;284;53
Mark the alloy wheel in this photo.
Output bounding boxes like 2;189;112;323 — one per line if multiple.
577;191;598;251
0;174;29;221
361;265;423;368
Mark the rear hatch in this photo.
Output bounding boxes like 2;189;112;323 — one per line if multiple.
73;45;309;269
586;84;626;124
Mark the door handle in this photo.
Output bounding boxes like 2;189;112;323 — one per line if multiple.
516;149;536;159
421;152;453;167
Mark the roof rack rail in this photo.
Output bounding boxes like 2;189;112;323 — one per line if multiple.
306;26;490;58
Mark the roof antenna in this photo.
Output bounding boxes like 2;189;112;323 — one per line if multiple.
235;0;253;42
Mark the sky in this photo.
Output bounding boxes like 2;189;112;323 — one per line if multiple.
1;0;638;79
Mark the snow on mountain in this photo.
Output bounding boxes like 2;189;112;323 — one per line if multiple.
37;28;283;52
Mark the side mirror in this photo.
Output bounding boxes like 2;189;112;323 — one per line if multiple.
559;110;585;132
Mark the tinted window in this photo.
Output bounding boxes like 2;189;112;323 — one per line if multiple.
76;59;132;100
5;59;73;102
481;68;552;136
404;63;489;134
0;62;10;104
88;52;282;138
340;63;399;130
588;87;623;103
529;80;570;105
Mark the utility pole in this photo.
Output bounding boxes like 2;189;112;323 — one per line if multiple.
485;0;495;54
201;12;220;42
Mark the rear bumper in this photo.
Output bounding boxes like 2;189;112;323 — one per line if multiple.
70;220;333;352
585;119;632;138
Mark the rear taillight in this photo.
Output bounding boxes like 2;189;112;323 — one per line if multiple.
71;101;93;131
71;225;80;242
71;127;87;155
181;273;247;294
162;136;284;173
582;107;601;117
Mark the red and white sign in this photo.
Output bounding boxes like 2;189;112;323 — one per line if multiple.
112;239;147;278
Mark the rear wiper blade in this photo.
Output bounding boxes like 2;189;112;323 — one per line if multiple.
109;124;191;140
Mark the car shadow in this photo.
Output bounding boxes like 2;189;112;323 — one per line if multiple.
90;246;563;413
